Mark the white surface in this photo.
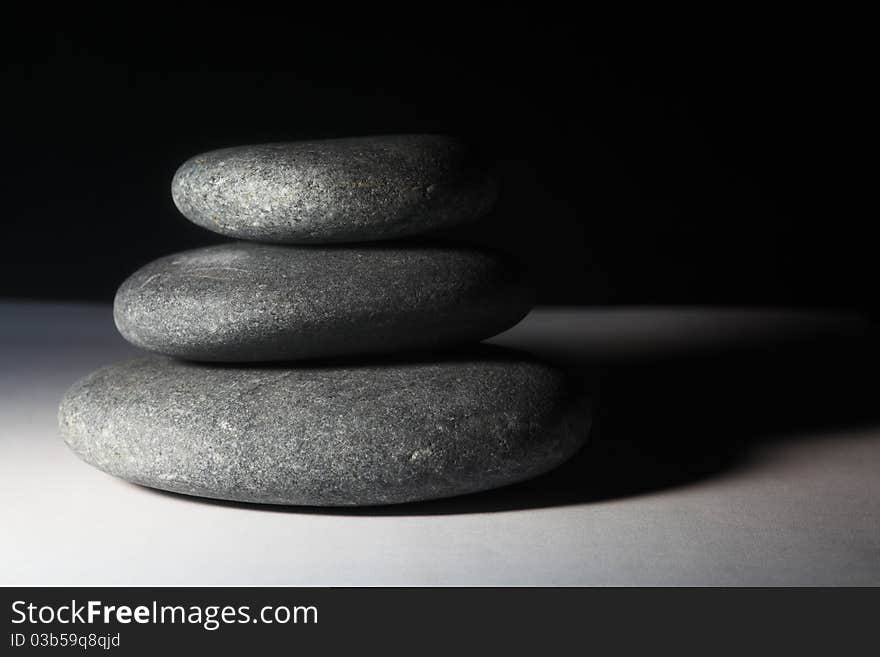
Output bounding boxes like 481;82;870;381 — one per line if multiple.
1;302;879;585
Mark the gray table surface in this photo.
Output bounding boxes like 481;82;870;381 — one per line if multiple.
2;301;878;585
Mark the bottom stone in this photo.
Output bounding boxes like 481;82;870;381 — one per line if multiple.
58;348;591;506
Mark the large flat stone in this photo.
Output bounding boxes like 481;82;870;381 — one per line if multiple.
58;351;591;506
171;135;497;243
114;242;534;362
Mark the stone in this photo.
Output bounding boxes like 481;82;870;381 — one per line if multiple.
171;135;497;243
58;350;592;506
114;242;534;362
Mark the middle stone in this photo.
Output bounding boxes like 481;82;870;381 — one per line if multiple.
114;242;534;362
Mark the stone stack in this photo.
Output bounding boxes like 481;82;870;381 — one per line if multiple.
59;135;591;506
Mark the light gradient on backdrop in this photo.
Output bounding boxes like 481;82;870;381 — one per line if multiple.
1;302;879;585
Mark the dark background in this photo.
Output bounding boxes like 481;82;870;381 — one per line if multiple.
1;15;871;308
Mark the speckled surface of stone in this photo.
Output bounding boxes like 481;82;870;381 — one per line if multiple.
58;351;591;506
171;135;497;243
114;242;534;362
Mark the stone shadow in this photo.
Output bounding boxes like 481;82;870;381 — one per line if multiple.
142;308;880;515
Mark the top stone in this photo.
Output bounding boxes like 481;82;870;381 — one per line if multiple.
171;135;498;243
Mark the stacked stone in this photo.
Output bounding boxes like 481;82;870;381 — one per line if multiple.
59;135;591;506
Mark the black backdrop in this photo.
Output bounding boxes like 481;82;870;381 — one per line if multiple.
2;15;871;307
